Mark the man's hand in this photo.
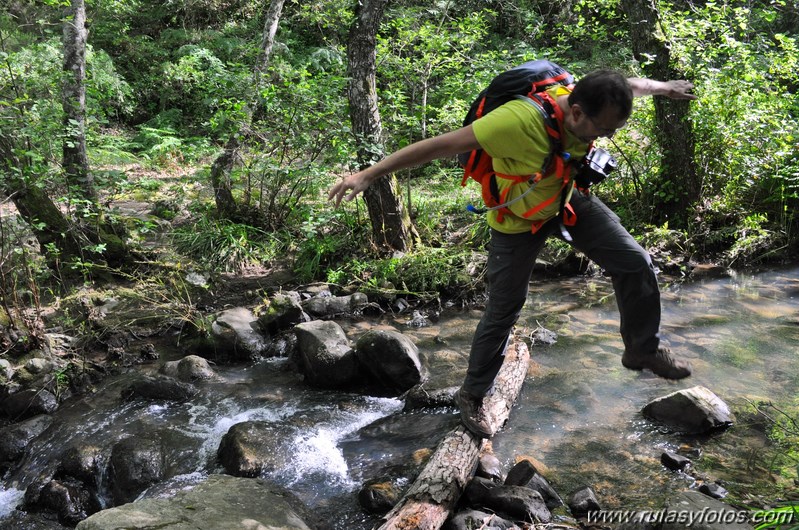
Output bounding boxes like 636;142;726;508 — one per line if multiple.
662;80;697;100
328;171;372;207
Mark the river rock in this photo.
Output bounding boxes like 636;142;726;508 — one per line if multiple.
211;306;268;360
0;414;53;472
258;291;310;334
32;476;101;525
661;451;691;471
75;474;319;530
109;436;166;505
463;476;500;507
403;384;458;411
503;460;562;510
642;386;734;434
1;388;58;420
59;445;105;487
302;292;369;318
294;320;359;388
120;375;198;402
354;329;425;394
448;509;518;530
482;484;551;523
358;476;403;514
477;452;504;482
217;421;288;477
568;486;601;518
160;355;215;381
0;358;13;380
698;482;728;499
661;490;750;529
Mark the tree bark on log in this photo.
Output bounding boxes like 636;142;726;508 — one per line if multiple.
378;340;530;530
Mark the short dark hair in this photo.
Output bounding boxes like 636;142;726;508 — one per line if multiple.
568;70;633;120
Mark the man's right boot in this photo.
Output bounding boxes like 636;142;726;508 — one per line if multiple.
457;387;492;438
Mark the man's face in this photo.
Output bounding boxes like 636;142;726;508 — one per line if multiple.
567;103;628;143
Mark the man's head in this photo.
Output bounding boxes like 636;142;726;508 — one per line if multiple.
566;70;633;143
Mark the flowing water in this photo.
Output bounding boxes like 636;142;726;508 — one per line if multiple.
1;266;798;528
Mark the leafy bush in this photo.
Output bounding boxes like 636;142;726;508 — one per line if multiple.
172;218;283;272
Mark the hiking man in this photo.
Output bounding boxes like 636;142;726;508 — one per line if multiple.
329;68;697;438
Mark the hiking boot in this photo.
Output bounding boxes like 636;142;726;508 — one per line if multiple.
622;347;692;380
457;388;492;438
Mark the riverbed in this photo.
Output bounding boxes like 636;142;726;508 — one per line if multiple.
1;266;797;528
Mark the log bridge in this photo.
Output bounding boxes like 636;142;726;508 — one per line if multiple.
378;340;531;530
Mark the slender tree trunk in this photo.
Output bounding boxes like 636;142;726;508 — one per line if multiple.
347;0;417;251
255;0;285;86
211;0;285;219
622;0;698;226
62;0;95;203
209;135;241;219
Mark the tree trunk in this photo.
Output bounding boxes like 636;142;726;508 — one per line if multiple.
378;340;530;530
347;0;417;251
62;0;95;203
622;0;698;226
211;0;285;219
209;135;241;219
255;0;285;85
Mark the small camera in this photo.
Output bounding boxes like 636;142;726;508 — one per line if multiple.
574;147;617;188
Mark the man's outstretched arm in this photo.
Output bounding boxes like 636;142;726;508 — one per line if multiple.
628;78;697;99
328;125;481;206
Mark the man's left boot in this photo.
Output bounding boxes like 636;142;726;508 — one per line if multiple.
622;347;692;379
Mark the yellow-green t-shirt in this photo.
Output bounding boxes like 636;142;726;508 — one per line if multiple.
471;85;589;234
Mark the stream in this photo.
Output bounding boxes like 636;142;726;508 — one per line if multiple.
1;265;798;528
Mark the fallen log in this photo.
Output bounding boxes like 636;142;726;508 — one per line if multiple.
378;340;531;530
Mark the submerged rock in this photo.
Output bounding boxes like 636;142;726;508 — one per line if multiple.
358;477;403;515
120;375;198;402
30;477;101;525
75;474;319;530
568;486;601;518
660;490;750;529
403;384;458;411
642;386;734;434
0;414;53;472
109;436;166;505
661;451;691;471
217;421;289;477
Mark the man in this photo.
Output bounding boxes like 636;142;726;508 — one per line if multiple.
329;68;697;438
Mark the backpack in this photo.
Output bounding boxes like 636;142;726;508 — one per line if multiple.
458;59;577;230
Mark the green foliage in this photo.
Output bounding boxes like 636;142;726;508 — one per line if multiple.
293;208;364;283
377;7;496;147
172;218;283;272
752;503;799;530
158;45;251;132
663;0;799;239
326;246;483;299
